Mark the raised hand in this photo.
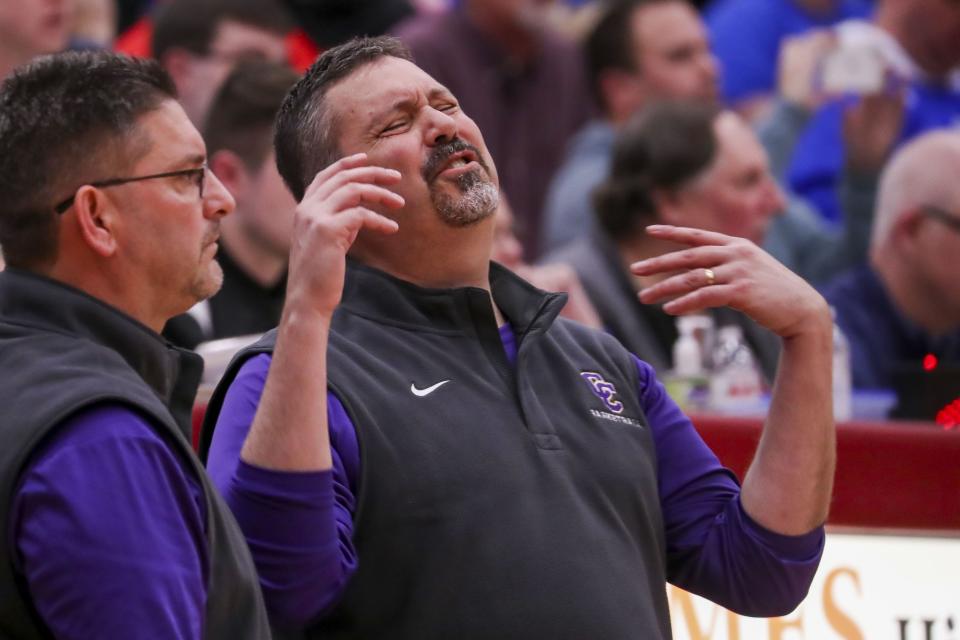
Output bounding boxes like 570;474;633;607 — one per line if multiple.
631;225;830;339
287;152;404;317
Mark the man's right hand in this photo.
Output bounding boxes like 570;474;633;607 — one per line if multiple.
287;153;403;317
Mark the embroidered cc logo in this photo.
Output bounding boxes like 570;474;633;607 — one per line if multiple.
580;371;624;414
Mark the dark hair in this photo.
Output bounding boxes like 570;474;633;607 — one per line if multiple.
274;35;413;201
586;0;680;113
204;60;300;171
593;100;720;238
152;0;291;60
0;51;176;269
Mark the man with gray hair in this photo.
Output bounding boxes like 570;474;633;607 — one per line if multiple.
823;129;960;390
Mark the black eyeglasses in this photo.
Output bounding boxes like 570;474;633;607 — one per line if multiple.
923;205;960;234
54;165;208;214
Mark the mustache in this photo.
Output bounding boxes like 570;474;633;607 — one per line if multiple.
421;138;488;182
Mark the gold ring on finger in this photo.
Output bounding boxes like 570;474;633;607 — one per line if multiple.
703;268;716;286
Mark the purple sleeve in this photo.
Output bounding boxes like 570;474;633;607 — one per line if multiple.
9;404;207;639
206;353;359;629
633;356;825;616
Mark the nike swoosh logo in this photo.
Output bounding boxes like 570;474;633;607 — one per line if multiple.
410;380;451;397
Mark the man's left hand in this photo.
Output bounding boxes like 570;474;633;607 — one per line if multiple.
631;225;830;339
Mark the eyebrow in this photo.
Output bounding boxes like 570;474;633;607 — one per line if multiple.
365;87;457;129
179;153;207;168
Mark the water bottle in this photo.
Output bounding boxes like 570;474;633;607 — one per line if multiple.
832;308;852;422
663;315;712;411
709;325;763;413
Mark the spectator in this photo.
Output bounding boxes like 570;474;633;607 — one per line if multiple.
544;4;883;285
201;36;834;636
543;0;718;253
0;51;269;638
787;0;960;224
152;0;291;126
755;27;901;284
704;0;872;119
0;0;73;79
164;60;300;348
393;0;594;259
550;102;786;377
823;130;960;391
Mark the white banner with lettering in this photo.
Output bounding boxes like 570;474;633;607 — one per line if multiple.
668;532;960;640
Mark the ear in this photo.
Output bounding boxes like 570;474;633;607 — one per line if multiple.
72;186;119;258
209;149;250;201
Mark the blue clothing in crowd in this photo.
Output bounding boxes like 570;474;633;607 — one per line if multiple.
705;0;872;105
822;264;960;389
788;85;960;224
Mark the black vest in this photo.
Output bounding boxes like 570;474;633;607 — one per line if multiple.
0;269;270;639
202;261;671;639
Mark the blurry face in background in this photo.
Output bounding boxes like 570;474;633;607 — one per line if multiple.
0;0;72;61
666;112;783;245
170;19;287;125
629;2;719;103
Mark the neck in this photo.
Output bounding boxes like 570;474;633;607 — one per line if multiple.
873;252;954;336
352;219;505;325
46;261;167;333
354;221;495;291
219;217;287;288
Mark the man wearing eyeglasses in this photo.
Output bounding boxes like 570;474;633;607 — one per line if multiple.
0;51;270;638
823;129;960;391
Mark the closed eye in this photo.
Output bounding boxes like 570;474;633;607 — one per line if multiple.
380;119;409;135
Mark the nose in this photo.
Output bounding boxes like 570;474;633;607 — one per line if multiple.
423;106;459;146
762;177;786;217
701;51;721;92
203;169;236;220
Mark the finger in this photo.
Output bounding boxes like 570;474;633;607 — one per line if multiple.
312;165;403;201
337;206;400;236
327;181;406;210
644;224;739;247
631;246;729;277
303;153;369;200
639;266;724;304
660;284;739;316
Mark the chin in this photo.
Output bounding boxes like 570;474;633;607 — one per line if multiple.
192;264;225;302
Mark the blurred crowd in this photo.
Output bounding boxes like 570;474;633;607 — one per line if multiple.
2;0;959;413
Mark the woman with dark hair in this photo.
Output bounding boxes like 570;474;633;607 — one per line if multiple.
549;101;785;377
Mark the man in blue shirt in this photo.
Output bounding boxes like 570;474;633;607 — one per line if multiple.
787;0;960;224
823;129;960;391
203;36;838;637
